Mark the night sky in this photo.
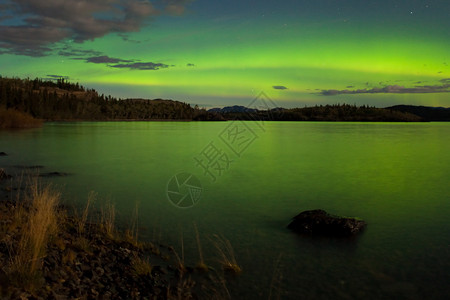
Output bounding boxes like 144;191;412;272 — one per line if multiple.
0;0;449;108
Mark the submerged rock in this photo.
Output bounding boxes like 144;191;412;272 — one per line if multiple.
0;152;7;156
288;209;366;236
39;171;69;177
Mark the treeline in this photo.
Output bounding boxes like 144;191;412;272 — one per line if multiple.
219;104;424;122
0;76;429;123
0;76;217;121
386;105;450;121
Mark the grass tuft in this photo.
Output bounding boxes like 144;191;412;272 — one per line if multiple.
194;223;208;272
7;180;60;290
76;191;95;236
211;234;241;275
131;254;152;276
169;232;187;275
100;200;116;238
124;202;140;247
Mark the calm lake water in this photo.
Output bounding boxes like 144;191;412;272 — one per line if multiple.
1;121;449;299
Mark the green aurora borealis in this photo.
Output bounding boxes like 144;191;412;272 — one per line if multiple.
0;0;448;108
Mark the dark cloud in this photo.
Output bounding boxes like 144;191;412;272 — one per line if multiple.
57;48;171;71
0;25;67;56
80;55;170;70
187;63;195;67
273;86;288;90
321;83;450;96
0;0;193;56
58;47;102;57
110;62;169;70
86;56;132;64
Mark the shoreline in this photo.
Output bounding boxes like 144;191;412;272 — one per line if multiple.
0;171;233;299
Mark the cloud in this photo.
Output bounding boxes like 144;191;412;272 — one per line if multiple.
321;83;450;96
57;48;172;71
110;62;169;70
86;55;132;64
0;0;193;56
165;0;193;15
79;55;170;70
0;26;67;56
273;86;288;90
58;47;102;57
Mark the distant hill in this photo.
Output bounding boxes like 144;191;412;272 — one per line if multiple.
209;104;424;122
208;105;257;113
385;105;450;121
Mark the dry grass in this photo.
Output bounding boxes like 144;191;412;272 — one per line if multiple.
131;254;152;276
167;276;196;300
76;191;95;236
168;231;187;275
124;202;140;247
7;181;60;289
200;271;231;300
211;234;241;275
0;107;42;129
194;223;208;272
100;200;116;238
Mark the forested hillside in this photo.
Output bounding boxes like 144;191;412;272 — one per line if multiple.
0;76;204;120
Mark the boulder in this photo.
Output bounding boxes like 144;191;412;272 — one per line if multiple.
288;209;366;236
39;172;69;177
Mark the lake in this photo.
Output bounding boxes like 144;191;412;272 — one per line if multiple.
1;121;449;299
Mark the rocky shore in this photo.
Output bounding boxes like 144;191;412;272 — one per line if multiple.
0;171;228;299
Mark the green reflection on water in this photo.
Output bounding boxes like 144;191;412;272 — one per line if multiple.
1;121;449;299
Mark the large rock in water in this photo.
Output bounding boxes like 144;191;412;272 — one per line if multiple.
288;209;366;236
